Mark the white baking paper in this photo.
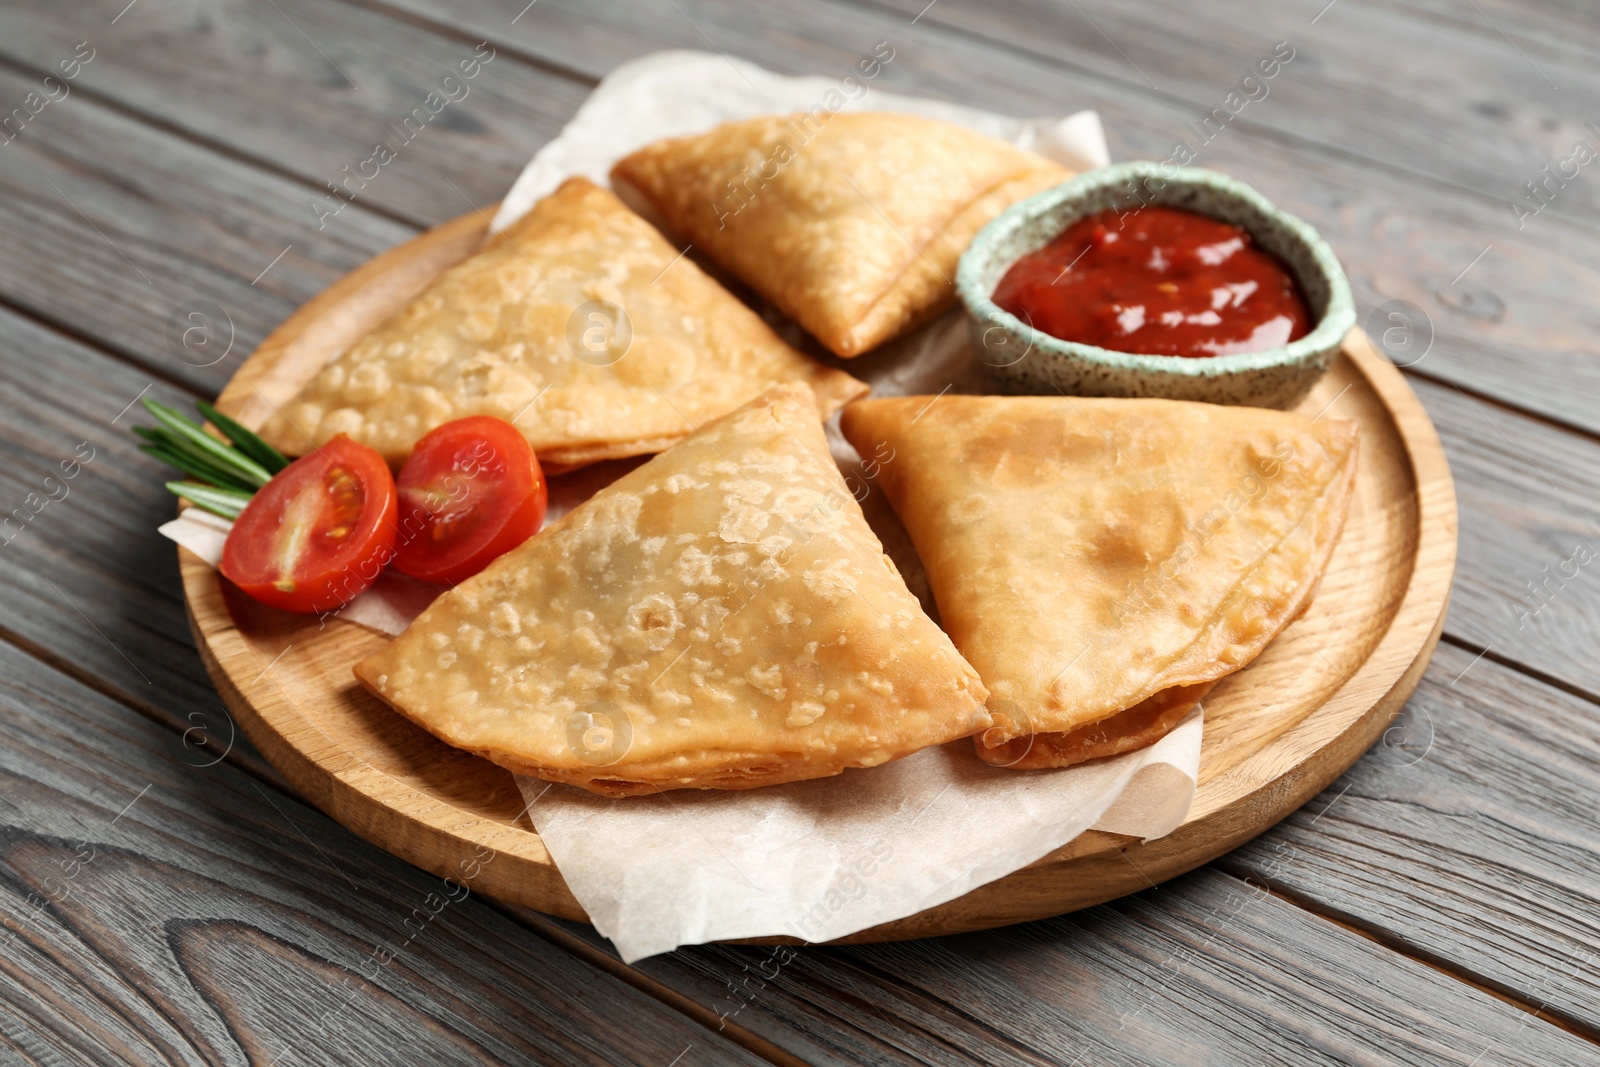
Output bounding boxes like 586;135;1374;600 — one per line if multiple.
518;721;1199;962
169;52;1203;962
160;507;232;566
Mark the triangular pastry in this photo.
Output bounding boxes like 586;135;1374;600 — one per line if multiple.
611;112;1068;358
840;394;1359;769
356;383;991;796
259;178;867;468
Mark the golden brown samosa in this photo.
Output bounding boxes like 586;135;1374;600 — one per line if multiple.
611;112;1068;358
356;383;991;796
840;394;1359;769
259;178;866;468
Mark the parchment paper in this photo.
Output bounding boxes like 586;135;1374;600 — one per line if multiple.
516;724;1198;962
165;51;1205;963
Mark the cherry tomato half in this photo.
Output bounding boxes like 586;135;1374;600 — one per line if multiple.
392;416;547;586
220;436;398;614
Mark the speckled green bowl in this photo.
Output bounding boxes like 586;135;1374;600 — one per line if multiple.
957;162;1355;408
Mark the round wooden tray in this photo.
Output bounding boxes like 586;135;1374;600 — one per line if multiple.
183;208;1457;943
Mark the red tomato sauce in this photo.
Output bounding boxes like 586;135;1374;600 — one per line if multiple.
991;205;1311;358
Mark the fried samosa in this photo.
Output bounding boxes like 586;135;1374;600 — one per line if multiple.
259;178;866;468
611;112;1068;358
356;383;991;796
839;394;1359;769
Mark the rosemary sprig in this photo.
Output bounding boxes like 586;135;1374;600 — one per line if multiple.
196;400;288;475
166;481;253;520
142;399;273;488
136;432;257;492
136;397;289;517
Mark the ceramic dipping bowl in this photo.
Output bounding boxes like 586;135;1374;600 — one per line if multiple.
956;161;1355;408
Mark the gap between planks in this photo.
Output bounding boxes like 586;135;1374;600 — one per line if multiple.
1438;632;1600;712
335;0;605;90
0;292;202;403
1404;362;1600;453
1220;865;1600;1049
0;49;434;237
802;946;1080;1067
480;901;816;1067
835;0;1600;237
0;620;282;795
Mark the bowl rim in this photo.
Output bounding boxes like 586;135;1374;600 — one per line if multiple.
956;161;1356;378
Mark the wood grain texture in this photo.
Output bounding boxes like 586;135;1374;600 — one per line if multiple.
534;865;1600;1067
863;0;1595;219
179;195;1454;942
0;307;283;780
1409;376;1600;700
0;0;590;230
0;638;762;1066
1222;640;1600;1038
0;63;413;398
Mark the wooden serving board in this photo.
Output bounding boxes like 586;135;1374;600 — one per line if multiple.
182;208;1457;944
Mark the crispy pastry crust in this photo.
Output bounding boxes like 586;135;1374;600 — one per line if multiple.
612;112;1069;357
260;178;867;466
975;682;1214;770
356;383;991;796
840;394;1360;765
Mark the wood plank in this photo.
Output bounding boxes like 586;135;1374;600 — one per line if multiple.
860;0;1597;217
0;63;414;398
0;307;277;764
1408;375;1600;700
360;0;1600;437
1220;640;1600;1039
0;0;590;229
0;637;762;1066
1386;0;1597;60
532;863;1600;1067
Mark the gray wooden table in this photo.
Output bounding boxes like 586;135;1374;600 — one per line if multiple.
0;1;1597;1064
